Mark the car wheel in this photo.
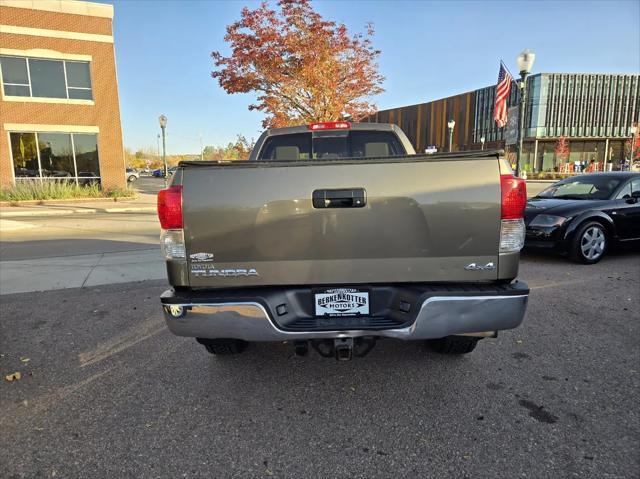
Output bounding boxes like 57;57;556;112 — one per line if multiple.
427;336;480;354
196;338;248;355
570;221;607;264
127;175;137;182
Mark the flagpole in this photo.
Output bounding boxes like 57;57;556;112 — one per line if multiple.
499;59;517;83
499;59;519;173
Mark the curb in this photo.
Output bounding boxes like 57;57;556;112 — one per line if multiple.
0;197;130;207
103;206;156;213
0;206;156;218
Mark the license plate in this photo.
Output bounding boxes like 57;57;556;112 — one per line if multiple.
314;288;369;317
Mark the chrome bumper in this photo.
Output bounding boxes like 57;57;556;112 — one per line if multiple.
162;293;528;341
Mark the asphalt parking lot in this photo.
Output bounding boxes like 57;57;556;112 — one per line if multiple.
134;175;166;195
1;252;639;478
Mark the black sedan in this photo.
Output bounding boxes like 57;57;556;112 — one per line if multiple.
525;172;640;263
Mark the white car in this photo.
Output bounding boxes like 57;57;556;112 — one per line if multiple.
126;168;139;182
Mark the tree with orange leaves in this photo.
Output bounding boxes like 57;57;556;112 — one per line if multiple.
211;0;384;128
554;135;570;164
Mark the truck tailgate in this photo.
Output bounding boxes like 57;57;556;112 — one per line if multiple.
182;156;501;287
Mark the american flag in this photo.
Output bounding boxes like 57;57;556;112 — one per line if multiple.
493;63;513;128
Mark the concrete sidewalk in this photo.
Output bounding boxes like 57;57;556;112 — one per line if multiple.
0;248;166;295
0;192;157;218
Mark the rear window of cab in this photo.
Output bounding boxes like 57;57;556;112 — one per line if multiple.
258;131;405;160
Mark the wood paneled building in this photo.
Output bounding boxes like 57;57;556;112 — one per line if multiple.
366;91;480;154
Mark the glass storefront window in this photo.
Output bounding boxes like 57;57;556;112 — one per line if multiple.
10;133;39;178
538;142;557;172
521;142;536;173
569;141;583;165
530;140;616;173
608;141;625;171
38;133;74;178
9;132;100;183
73;134;100;176
560;141;607;173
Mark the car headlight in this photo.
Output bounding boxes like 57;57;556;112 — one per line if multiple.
529;214;567;227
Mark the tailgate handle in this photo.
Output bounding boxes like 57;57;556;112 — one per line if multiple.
312;188;366;209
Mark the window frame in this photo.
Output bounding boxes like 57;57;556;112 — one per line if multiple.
0;55;93;102
617;179;640;199
538;177;623;200
258;131;407;161
9;131;100;185
0;56;31;96
64;60;93;99
615;181;632;199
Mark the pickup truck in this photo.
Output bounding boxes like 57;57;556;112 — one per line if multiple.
158;122;529;360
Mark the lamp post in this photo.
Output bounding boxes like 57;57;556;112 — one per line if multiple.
629;124;638;171
480;136;486;150
515;49;536;177
447;119;455;152
158;115;168;187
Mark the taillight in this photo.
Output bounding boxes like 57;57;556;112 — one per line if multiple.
160;229;185;259
308;121;351;131
499;174;527;253
157;185;183;229
500;174;527;219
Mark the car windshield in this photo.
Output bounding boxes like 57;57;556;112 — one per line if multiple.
536;177;622;200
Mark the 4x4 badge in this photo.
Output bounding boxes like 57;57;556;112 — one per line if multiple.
465;262;495;271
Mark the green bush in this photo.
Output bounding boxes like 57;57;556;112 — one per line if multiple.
0;181;137;202
527;172;574;181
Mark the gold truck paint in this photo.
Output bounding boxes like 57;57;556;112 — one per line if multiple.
174;154;513;289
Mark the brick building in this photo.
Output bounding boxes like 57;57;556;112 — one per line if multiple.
0;0;125;189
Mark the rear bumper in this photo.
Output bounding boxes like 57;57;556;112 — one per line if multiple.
161;282;529;341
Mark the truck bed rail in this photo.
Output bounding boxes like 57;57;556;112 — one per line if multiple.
178;149;504;168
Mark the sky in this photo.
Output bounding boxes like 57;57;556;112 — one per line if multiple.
104;0;640;154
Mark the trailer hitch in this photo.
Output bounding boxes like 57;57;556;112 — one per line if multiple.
334;338;353;361
309;337;377;361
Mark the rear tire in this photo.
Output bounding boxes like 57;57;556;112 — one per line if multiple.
427;336;480;354
128;175;137;182
569;221;607;264
196;338;248;355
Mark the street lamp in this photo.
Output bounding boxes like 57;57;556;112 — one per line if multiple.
447;119;455;152
480;136;486;150
158;115;168;187
515;49;536;177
